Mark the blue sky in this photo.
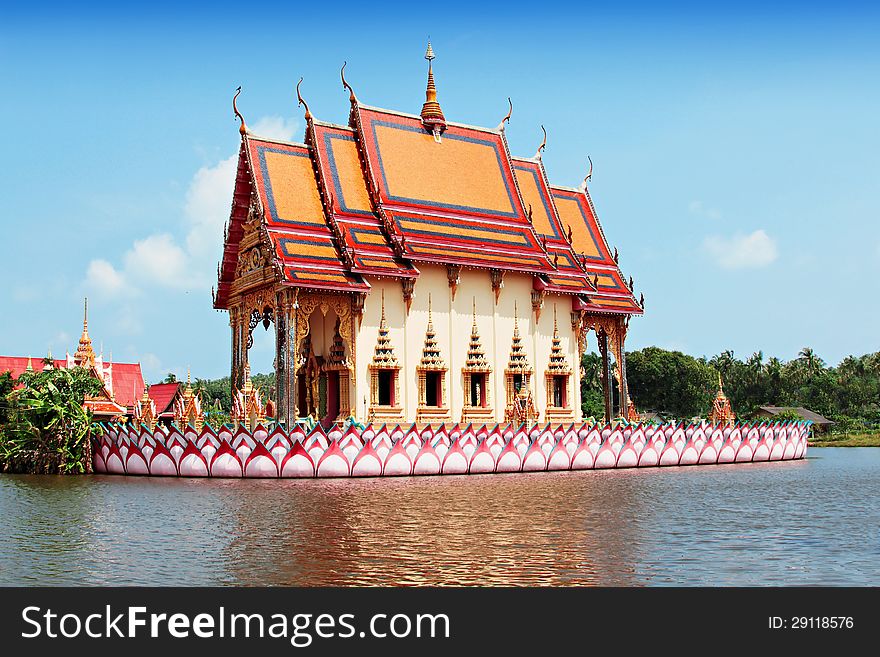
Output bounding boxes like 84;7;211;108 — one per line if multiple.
1;1;878;381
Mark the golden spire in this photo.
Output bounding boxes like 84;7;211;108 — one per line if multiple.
420;39;447;140
419;293;445;370
74;297;96;368
507;301;531;373
464;297;490;372
372;289;399;368
26;356;33;371
709;371;735;425
547;306;570;374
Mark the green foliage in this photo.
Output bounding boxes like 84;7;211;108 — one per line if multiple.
769;409;804;422
579;352;605;420
163;373;178;383
627;346;879;429
626;347;716;419
0;366;104;473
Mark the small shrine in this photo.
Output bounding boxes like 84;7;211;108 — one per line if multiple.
173;370;205;431
231;363;267;430
134;386;158;431
708;373;736;425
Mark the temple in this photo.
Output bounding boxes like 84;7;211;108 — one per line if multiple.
214;42;643;428
0;299;145;421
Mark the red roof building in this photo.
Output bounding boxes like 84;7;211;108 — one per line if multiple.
0;300;146;420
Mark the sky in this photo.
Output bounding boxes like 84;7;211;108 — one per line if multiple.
1;1;878;382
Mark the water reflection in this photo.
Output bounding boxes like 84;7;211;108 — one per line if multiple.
0;449;877;586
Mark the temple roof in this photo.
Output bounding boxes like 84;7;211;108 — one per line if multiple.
551;185;642;314
216;50;643;315
0;357;145;410
148;382;182;417
354;105;552;273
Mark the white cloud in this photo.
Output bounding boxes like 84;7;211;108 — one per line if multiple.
703;229;779;269
81;115;298;321
689;200;722;220
184;154;238;261
250;116;300;142
123;233;191;289
183;116;299;262
85;259;126;297
12;283;42;302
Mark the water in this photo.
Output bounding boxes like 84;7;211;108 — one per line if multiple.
0;448;877;586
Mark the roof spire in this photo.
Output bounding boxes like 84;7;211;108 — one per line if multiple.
496;97;513;131
535;125;547;159
74;297;96;369
579;155;593;191
341;61;357;104
420;39;447;141
233;86;247;135
296;78;313;121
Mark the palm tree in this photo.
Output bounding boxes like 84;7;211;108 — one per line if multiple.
797;347;825;376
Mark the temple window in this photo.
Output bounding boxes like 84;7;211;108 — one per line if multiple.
544;307;575;423
416;296;451;423
461;299;493;423
469;372;487;407
504;303;538;424
552;375;567;407
513;373;523;393
368;291;404;422
378;370;394;406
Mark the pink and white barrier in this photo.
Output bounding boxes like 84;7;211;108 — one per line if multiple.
91;421;809;479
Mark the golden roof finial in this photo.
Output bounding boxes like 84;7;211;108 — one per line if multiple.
233;86;247;135
427;293;433;324
341;61;357;104
187;366;192;386
535;125;547;159
420;39;446;139
380;288;386;325
74;297;96;368
472;297;477;328
296;77;312;121
513;300;519;331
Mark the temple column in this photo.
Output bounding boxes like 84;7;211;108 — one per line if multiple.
599;329;613;423
274;290;287;426
287;290;308;420
618;318;630;420
287;292;298;422
230;305;241;403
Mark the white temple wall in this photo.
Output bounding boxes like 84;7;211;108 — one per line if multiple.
355;267;580;424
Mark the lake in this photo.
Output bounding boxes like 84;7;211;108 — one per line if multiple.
0;447;876;586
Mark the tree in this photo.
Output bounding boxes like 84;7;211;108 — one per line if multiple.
1;366;104;473
163;373;178;384
626;347;716;419
579;352;604;420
